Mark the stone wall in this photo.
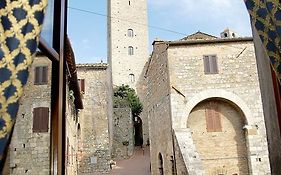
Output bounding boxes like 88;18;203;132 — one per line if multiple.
65;85;80;175
174;128;203;175
167;39;271;174
9;56;52;175
106;65;114;154
147;38;272;174
136;61;150;146
173;130;189;175
8;55;82;175
77;64;112;174
188;100;249;175
111;108;134;160
146;43;175;175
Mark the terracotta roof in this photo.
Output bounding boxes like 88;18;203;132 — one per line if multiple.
181;31;218;41
76;63;108;69
65;37;83;109
153;37;253;46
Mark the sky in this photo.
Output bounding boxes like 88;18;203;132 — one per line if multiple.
66;0;252;63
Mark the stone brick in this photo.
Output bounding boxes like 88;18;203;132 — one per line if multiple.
111;108;134;160
146;37;271;175
77;64;113;174
9;56;52;175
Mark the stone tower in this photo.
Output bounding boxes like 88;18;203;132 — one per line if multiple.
108;0;149;89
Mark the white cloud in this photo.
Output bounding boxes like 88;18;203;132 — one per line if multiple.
148;0;251;36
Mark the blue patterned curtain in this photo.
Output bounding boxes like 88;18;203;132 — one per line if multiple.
244;0;281;81
0;0;48;165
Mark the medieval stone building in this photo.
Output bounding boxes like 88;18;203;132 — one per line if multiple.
8;55;53;175
108;0;150;145
146;32;272;175
5;1;281;175
76;63;113;174
7;53;83;175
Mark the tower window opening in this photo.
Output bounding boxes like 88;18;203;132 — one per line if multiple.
128;46;134;55
129;73;135;83
128;29;134;37
129;1;131;5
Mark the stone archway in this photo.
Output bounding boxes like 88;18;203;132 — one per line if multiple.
187;98;249;175
180;89;253;128
177;89;263;174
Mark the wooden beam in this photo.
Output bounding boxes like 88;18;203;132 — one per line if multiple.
51;0;67;174
38;38;59;62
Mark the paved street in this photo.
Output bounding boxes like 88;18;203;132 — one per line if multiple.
110;146;150;175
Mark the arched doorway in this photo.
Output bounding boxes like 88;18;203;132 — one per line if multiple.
187;98;249;175
158;153;164;175
134;117;143;146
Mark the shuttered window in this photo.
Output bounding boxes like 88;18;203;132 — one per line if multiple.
34;66;48;85
78;79;85;93
205;101;222;132
33;107;49;132
203;55;218;74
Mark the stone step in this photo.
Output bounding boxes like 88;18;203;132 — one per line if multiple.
174;128;205;175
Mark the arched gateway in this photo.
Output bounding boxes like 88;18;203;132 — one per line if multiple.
188;98;249;175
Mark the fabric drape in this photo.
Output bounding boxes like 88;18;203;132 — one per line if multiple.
245;0;281;81
0;0;48;165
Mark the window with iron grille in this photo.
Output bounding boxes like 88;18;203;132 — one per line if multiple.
34;66;48;85
203;55;218;74
33;107;49;132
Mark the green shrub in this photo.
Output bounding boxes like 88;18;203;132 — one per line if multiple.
113;85;143;117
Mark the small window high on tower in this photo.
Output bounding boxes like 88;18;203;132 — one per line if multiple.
128;46;134;55
129;73;135;82
128;29;134;37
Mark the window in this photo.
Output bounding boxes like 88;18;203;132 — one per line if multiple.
128;29;134;37
129;1;131;5
129;73;135;83
34;66;48;85
128;46;134;55
205;101;222;132
78;79;85;93
203;55;218;74
33;107;49;132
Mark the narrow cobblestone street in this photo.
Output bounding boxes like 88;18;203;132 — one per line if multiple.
110;146;150;175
